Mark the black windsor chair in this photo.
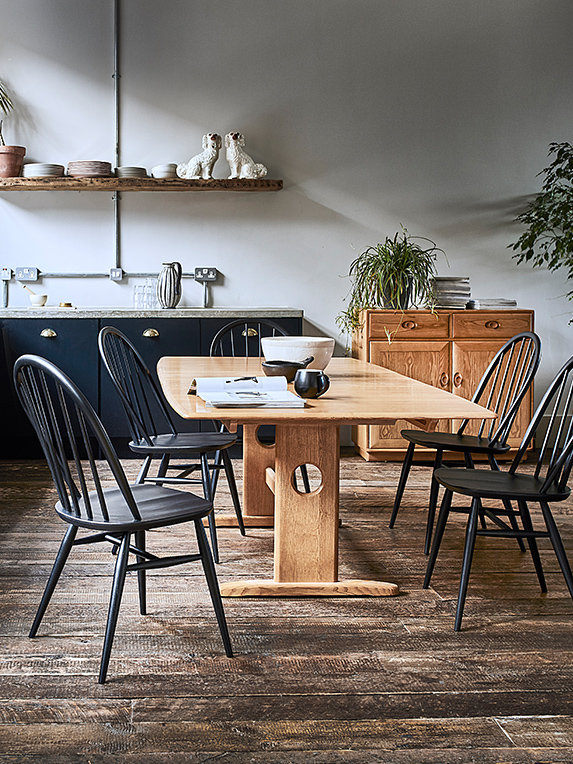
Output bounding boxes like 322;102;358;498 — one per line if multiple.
209;319;311;493
98;326;245;566
424;354;573;631
14;355;232;684
389;331;542;554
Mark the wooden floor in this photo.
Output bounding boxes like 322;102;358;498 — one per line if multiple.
1;454;573;762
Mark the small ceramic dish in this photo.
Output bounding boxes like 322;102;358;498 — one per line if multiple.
261;356;314;382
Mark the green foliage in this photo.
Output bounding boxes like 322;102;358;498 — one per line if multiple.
336;229;442;334
0;81;13;116
510;141;573;299
0;80;14;147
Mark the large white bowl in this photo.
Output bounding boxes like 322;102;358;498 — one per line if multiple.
261;336;335;370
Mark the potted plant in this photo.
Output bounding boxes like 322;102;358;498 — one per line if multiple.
336;228;443;335
0;79;25;178
510;141;573;304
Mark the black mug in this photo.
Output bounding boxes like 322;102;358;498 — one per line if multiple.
294;369;330;399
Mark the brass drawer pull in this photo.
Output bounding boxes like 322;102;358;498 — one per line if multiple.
439;372;449;388
453;372;463;388
485;320;500;330
40;328;57;338
142;328;159;338
242;328;258;337
401;320;417;330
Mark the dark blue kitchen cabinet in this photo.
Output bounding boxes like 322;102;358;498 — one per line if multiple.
1;313;303;458
0;318;99;457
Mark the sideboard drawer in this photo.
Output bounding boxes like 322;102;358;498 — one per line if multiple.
452;312;532;339
368;311;449;340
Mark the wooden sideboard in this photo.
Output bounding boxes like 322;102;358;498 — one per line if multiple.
351;308;534;461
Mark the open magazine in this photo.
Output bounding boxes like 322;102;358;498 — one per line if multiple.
188;375;305;408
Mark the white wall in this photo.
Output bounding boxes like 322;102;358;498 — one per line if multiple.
2;0;573;393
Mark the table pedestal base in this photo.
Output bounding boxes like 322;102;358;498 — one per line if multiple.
220;579;399;597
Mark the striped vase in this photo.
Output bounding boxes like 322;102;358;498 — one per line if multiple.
156;262;182;308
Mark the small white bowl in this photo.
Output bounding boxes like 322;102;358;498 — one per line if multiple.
151;164;177;178
261;336;335;370
29;294;48;307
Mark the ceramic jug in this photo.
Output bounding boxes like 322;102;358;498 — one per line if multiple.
293;369;330;398
157;262;182;308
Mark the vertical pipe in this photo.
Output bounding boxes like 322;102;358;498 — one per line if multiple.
113;0;121;269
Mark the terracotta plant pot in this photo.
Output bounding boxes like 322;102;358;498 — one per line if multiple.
0;145;26;177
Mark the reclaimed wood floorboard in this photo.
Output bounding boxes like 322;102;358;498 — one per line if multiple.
1;455;572;761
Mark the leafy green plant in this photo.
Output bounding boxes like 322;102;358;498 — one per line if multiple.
0;79;14;146
336;229;443;334
510;141;573;299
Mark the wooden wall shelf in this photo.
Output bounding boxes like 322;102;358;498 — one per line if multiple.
0;177;283;192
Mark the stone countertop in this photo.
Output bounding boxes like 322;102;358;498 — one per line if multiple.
0;307;304;319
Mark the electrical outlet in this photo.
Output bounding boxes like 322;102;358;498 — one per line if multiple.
15;267;39;281
1;268;12;281
109;268;124;281
194;267;218;282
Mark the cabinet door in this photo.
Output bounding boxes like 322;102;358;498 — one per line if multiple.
451;340;531;447
1;318;99;457
98;318;202;443
367;340;451;449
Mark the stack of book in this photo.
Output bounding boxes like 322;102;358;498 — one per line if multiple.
432;276;471;308
473;298;518;309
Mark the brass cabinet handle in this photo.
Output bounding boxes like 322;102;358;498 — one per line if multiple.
485;320;500;330
439;372;449;388
453;372;463;387
401;320;417;330
242;328;258;337
142;328;159;338
40;328;57;338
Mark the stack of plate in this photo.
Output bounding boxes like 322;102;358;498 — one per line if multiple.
116;166;148;178
22;163;65;178
432;276;471;308
67;160;112;178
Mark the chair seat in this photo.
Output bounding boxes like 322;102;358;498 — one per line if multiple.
401;429;510;455
434;466;571;503
56;483;213;532
129;431;237;456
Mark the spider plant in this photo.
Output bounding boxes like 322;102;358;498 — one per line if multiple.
336;229;443;334
0;79;14;146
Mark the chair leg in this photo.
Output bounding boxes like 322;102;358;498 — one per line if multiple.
540;501;573;600
517;500;547;592
454;497;480;632
210;450;223;497
135;529;147;615
465;452;486;530
135;455;152;485
424;449;443;555
194;518;233;658
156;454;170;483
99;534;130;684
423;488;453;589
299;464;311;494
489;454;526;553
389;441;415;529
221;448;246;536
201;453;219;564
30;524;78;638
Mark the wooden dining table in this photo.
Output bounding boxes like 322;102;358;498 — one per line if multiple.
157;356;495;598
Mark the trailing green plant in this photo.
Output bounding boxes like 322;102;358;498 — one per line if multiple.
0;79;14;146
336;229;443;335
510;141;573;300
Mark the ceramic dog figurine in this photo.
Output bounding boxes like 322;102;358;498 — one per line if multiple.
225;132;268;179
177;133;221;180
